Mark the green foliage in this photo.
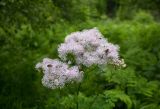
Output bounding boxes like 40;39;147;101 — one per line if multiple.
0;0;160;109
104;90;132;109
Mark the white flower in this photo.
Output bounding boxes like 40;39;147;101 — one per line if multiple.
58;42;84;61
58;27;124;67
35;27;126;89
66;66;83;82
35;58;83;89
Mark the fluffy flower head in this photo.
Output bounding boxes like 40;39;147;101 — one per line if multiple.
35;58;83;89
58;28;124;67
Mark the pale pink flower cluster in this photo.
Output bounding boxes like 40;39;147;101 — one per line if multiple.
35;58;83;89
58;28;125;67
35;27;125;89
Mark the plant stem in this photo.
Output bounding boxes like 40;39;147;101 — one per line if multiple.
76;83;81;109
58;88;61;108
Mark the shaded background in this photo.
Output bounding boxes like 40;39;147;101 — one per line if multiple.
0;0;160;109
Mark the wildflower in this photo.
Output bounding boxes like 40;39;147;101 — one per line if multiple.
35;27;126;89
35;58;83;89
58;27;124;67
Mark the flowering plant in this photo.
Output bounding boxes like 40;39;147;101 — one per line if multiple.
35;27;126;108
